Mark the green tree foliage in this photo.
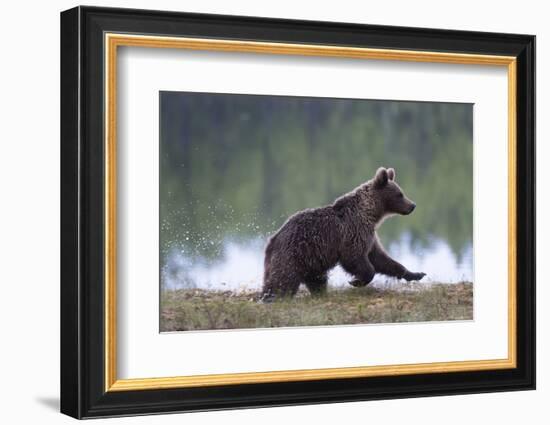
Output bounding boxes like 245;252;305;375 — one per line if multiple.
160;92;472;263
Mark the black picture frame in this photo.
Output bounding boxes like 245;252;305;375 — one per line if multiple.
61;5;535;419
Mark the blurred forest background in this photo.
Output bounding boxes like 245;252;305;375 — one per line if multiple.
159;91;473;291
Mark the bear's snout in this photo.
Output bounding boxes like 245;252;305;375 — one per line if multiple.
407;203;416;214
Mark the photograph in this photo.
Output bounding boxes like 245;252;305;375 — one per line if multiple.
159;92;474;332
58;4;535;419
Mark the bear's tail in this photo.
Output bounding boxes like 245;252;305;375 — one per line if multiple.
260;236;277;301
263;236;275;284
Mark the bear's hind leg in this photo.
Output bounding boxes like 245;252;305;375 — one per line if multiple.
260;268;301;302
304;273;328;297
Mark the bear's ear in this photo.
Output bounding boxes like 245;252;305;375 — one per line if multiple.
387;168;396;181
373;167;389;188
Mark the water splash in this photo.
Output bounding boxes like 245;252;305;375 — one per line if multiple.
161;233;473;292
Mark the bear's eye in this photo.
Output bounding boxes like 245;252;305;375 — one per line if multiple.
398;193;404;198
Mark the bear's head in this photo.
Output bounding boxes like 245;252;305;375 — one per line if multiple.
371;167;416;216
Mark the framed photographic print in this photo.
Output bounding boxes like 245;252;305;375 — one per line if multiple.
60;6;535;419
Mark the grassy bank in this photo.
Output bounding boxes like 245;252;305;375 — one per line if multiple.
160;282;473;332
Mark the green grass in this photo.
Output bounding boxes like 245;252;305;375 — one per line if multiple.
160;282;473;332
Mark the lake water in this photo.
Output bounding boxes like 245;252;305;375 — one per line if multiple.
160;94;474;294
161;234;473;292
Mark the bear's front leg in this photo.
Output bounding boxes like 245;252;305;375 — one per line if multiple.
341;255;376;287
402;271;427;281
304;273;328;297
369;235;426;281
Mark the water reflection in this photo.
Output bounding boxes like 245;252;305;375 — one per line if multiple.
159;92;474;293
161;234;473;292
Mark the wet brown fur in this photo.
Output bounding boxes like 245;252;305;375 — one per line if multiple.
261;167;426;300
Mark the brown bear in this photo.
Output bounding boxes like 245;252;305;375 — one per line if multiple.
260;167;426;301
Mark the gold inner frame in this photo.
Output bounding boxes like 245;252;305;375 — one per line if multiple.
104;33;517;392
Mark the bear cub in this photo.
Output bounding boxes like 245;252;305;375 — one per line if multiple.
261;167;426;301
